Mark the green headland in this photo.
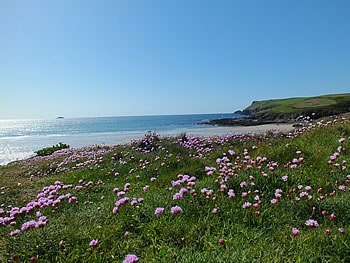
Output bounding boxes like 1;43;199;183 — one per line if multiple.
207;93;350;126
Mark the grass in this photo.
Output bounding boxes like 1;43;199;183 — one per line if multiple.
1;116;350;262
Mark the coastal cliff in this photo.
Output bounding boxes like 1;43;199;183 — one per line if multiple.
204;93;350;126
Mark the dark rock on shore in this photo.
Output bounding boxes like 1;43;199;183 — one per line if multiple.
233;110;244;115
202;116;290;127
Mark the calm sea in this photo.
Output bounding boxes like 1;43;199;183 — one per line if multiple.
0;113;241;165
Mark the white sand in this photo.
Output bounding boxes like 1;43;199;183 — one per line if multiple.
186;123;295;136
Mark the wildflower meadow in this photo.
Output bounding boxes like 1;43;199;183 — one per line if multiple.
1;116;350;262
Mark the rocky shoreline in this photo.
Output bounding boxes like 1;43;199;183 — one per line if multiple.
202;116;293;127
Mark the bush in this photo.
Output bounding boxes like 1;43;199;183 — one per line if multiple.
35;142;70;156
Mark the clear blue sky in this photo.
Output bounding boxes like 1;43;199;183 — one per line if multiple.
1;0;349;119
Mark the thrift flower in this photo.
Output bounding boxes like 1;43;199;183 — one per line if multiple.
10;229;20;236
305;219;319;228
154;207;164;216
173;192;183;200
228;150;235;156
270;199;278;205
170;205;183;215
329;213;336;221
227;189;235;199
89;239;98;248
292;227;299;237
305;186;312;192
338;185;346;191
242;202;252;209
240;181;248;188
123;254;139;263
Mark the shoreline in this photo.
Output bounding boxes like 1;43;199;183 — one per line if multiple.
189;123;295;136
1;123;295;166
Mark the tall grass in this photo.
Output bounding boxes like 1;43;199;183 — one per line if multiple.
0;117;350;262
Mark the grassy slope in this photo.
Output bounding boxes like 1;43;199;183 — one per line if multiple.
1;117;350;262
243;93;350;119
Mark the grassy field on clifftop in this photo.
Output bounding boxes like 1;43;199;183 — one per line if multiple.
243;93;350;120
1;116;350;262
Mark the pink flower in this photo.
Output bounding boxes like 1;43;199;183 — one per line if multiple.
130;198;137;206
240;181;248;188
212;208;219;214
325;229;331;235
228;150;235;156
123;254;139;263
242;202;252;209
170;205;183;215
218;238;225;245
292;227;299;237
338;185;347;191
117;191;126;197
305;219;319;228
89;239;98;248
305;186;312;192
270;199;278;205
173;192;183;200
154;207;164;216
329;213;336;221
227;189;235;199
10;229;20;236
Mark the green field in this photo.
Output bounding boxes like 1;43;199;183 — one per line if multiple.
243;93;350;120
1;116;350;262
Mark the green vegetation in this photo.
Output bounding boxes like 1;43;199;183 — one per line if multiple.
34;142;70;157
1;117;350;262
243;93;350;120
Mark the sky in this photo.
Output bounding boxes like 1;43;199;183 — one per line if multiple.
1;0;349;119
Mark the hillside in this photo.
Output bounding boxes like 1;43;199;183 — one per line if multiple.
205;93;350;126
0;117;350;262
243;93;350;120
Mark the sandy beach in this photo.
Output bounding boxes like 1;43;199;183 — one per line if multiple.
187;123;295;136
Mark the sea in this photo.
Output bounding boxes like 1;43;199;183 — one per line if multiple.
0;113;242;166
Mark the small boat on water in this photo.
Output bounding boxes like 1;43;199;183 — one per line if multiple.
56;117;64;119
